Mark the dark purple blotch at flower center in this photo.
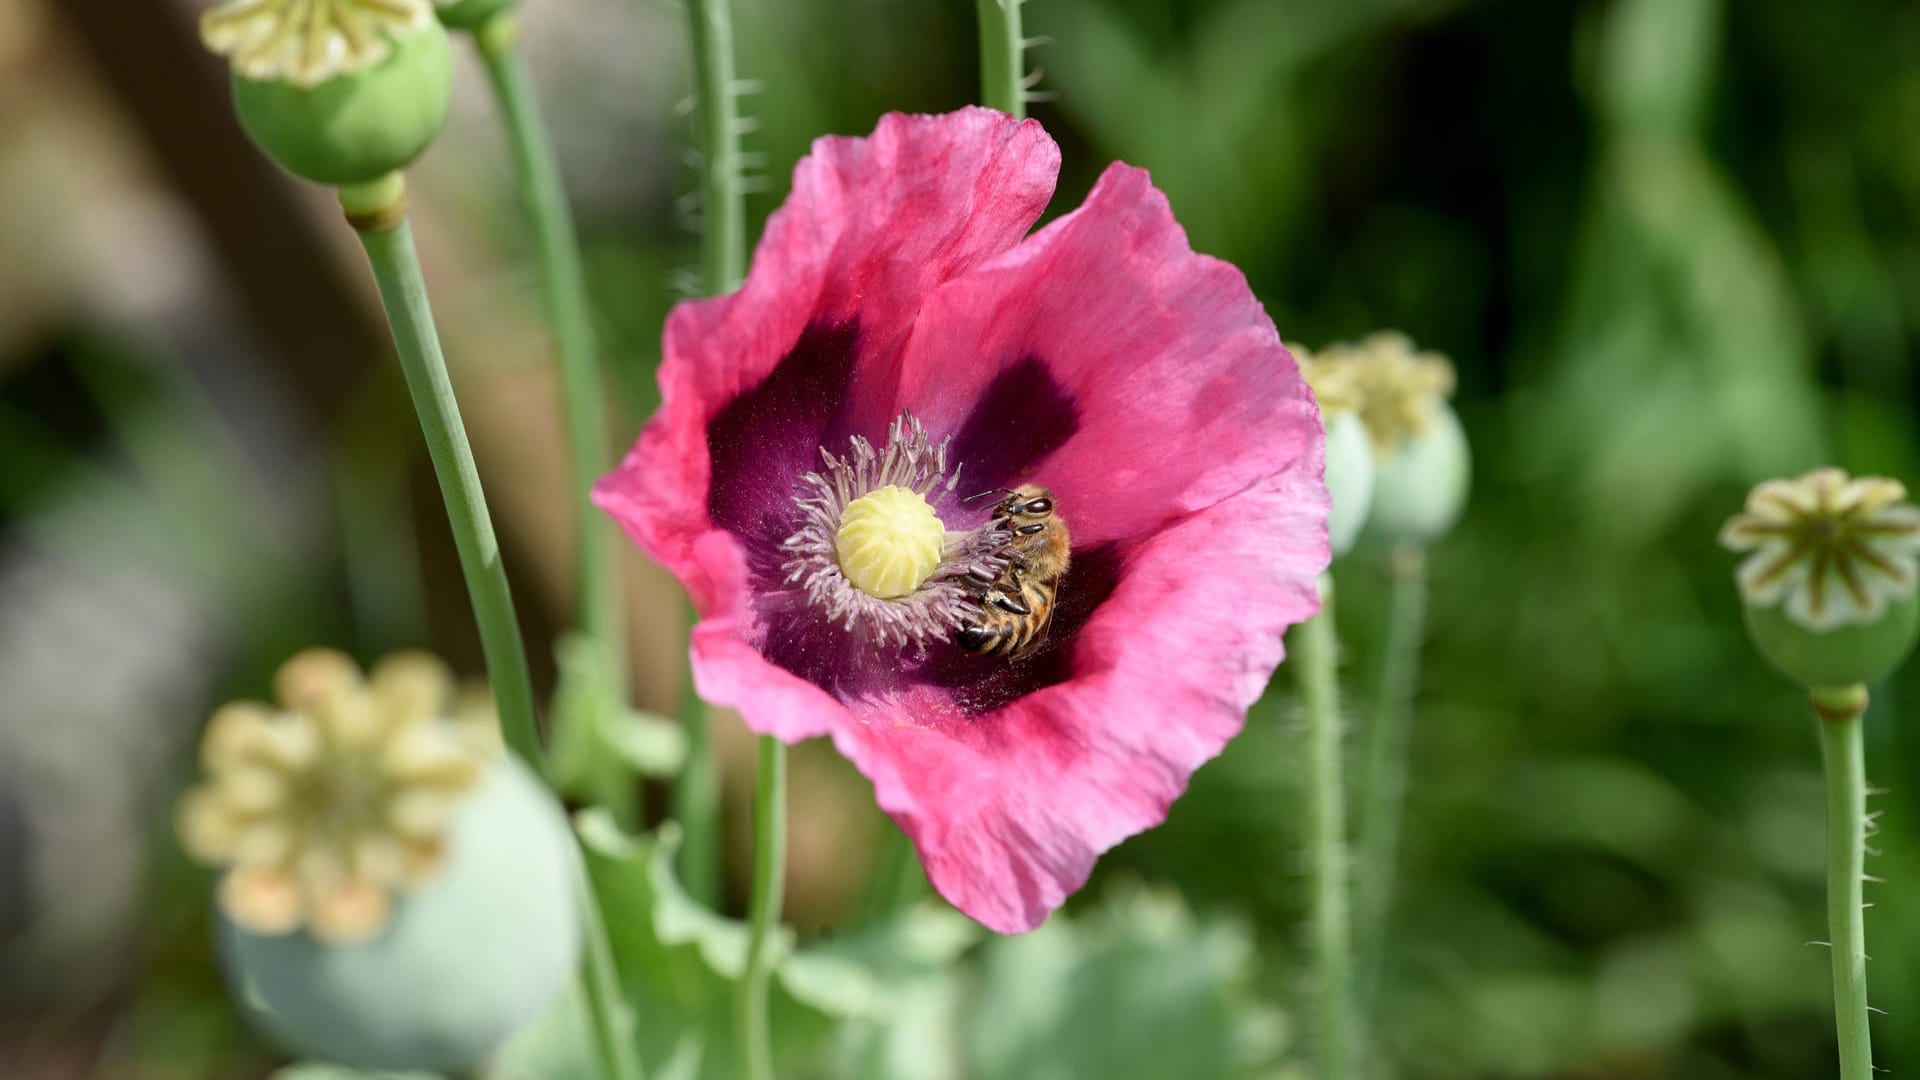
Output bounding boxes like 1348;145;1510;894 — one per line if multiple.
701;320;1118;715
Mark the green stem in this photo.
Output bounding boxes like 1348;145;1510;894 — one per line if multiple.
974;0;1026;118
679;0;745;900
1298;577;1356;1080
577;860;647;1080
473;14;635;825
738;735;787;1080
1355;543;1426;1020
348;187;639;1080
351;202;542;773
1814;684;1873;1080
675;658;722;905
688;0;745;294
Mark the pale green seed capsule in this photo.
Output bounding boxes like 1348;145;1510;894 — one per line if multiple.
230;22;454;186
1322;411;1376;558
220;756;581;1072
1363;401;1470;546
1723;467;1920;689
1743;592;1920;691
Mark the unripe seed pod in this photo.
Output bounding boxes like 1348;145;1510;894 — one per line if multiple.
1722;468;1920;690
231;23;454;186
1742;592;1920;690
1363;401;1469;546
220;756;581;1072
1322;411;1376;557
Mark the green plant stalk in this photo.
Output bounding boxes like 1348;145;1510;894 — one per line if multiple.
351;202;542;772
1299;578;1356;1080
678;0;746;905
1814;684;1873;1080
577;861;647;1080
738;735;787;1080
1356;543;1426;1017
348;186;639;1080
675;651;722;905
473;13;635;826
688;0;745;294
974;0;1025;118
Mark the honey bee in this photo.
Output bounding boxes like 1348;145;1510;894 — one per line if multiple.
955;484;1070;661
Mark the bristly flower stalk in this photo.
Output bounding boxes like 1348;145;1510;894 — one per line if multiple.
1722;468;1920;1080
689;0;748;294
678;0;751;915
1296;577;1357;1080
976;0;1028;118
1300;331;1467;1050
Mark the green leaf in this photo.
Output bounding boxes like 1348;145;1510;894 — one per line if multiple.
962;883;1290;1080
602;711;690;778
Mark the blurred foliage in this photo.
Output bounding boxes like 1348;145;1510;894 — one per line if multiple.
7;0;1920;1076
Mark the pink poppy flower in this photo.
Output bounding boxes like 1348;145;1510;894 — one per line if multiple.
595;107;1328;933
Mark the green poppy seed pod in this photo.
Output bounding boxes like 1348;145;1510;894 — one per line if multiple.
219;756;582;1072
1322;411;1376;557
435;0;519;32
1742;593;1920;691
1722;468;1920;690
1363;401;1470;546
230;22;454;186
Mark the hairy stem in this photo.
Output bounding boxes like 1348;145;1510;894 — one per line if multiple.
1298;577;1356;1080
688;0;745;294
676;0;745;902
1356;543;1426;1020
350;194;542;772
473;15;635;824
738;735;788;1080
974;0;1026;118
1814;684;1873;1080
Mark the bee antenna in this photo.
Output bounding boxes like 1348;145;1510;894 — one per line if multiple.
964;487;1020;503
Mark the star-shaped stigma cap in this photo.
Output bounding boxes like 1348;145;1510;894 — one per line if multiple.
1722;468;1920;689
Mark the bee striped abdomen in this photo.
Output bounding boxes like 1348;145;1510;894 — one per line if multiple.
957;575;1056;660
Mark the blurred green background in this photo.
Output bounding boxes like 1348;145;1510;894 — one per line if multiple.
4;0;1920;1075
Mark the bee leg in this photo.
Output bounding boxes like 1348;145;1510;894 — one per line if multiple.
988;591;1031;615
955;624;997;652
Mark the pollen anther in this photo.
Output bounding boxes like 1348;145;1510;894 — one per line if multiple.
779;412;1013;651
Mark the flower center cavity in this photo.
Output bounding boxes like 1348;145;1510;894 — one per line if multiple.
781;412;1014;651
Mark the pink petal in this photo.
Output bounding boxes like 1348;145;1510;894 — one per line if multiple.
594;108;1060;597
894;162;1316;545
832;468;1327;933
